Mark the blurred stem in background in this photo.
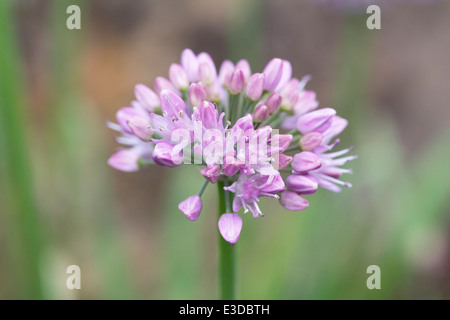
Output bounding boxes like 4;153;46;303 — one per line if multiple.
335;14;373;141
217;181;236;300
0;1;44;299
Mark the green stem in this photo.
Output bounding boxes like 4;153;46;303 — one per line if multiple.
217;180;236;300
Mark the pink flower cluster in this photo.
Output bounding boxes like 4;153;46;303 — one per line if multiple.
108;49;356;245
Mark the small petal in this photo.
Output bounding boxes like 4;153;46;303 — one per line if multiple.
265;92;282;113
152;141;183;167
296;108;336;135
178;195;202;221
189;82;208;107
228;69;245;94
200;165;221;183
160;89;186;120
135;84;160;112
198;52;217;85
275;60;293;92
252;104;270;123
246;73;265;101
169;63;189;90
218;213;243;245
271;134;293;152
108;149;140;172
263;58;283;91
286;174;318;194
128;116;153;141
219;60;235;87
154;76;180;96
273;153;292;170
235;59;251;83
181;48;199;82
300;132;323;151
280;191;309;211
280;78;300;110
292;152;322;173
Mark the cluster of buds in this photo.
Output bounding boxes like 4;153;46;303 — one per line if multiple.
108;49;356;245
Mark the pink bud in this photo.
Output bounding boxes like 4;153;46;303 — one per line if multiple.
275;60;292;92
134;84;159;112
280;78;300;110
228;69;245;94
198;101;218;129
219;60;235;87
280;191;309;211
169;63;189;90
181;48;199;82
271;134;293;152
286;174;318;194
263;58;283;91
252;104;270;123
178;195;203;221
152;142;182;167
292;152;321;173
200;165;221;184
273;153;292;170
154;76;180;96
189;82;208;107
222;156;241;176
235;59;251;83
296;108;336;135
128;116;153;141
198;52;217;85
246;73;265;101
300;132;323;151
265;93;282;113
218;213;243;245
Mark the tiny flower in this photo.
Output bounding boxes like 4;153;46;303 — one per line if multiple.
160;90;186;121
296;108;336;135
169;63;189;90
280;191;309;211
291;152;322;173
152;141;183;167
252;104;270;123
201;165;221;183
228;69;245;95
198;52;217;85
235;59;252;83
189;82;208;107
265;92;282;113
128;116;153;141
246;73;265;101
263;58;283;91
181;48;199;82
300;132;323;151
285;174;318;194
196;101;219;129
218;213;243;245
134;84;160;112
178;195;203;221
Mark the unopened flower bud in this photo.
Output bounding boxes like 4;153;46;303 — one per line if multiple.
246;73;265;101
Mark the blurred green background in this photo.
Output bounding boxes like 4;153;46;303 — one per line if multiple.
1;0;450;300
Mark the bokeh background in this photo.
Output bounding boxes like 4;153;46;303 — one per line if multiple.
1;0;450;300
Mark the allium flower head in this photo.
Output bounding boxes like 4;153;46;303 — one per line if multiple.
108;49;356;244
